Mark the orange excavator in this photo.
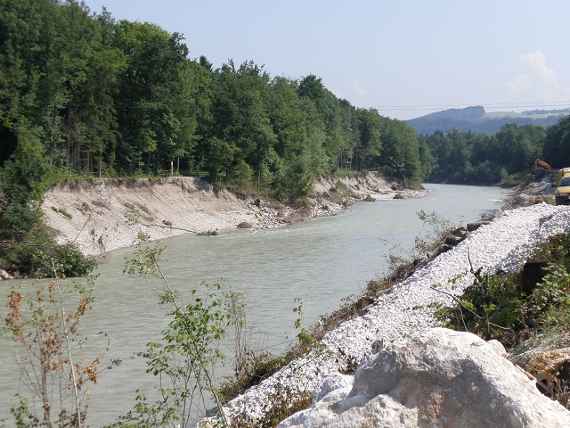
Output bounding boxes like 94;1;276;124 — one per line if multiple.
535;159;570;205
534;159;553;171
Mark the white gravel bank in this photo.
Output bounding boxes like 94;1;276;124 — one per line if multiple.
212;203;570;425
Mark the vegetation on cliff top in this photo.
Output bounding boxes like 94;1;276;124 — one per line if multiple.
0;127;94;277
0;0;426;195
0;0;429;276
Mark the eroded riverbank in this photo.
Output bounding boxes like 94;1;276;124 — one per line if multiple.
41;173;423;256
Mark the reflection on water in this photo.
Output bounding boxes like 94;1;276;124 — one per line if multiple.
0;184;505;425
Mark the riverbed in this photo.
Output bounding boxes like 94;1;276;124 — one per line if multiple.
0;184;505;425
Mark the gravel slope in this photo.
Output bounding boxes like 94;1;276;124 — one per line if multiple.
212;203;570;425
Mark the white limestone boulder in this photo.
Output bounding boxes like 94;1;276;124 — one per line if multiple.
279;328;570;428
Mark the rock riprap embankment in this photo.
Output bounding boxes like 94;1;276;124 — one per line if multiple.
207;203;570;425
279;328;570;428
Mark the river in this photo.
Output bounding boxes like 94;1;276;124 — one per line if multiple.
0;184;506;425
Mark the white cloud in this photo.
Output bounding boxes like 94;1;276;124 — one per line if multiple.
507;51;569;102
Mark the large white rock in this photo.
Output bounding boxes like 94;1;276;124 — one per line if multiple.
279;328;570;428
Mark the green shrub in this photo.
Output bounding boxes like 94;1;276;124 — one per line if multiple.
435;272;524;345
229;159;255;190
0;224;95;278
272;156;313;202
437;234;570;347
529;264;570;330
217;352;288;404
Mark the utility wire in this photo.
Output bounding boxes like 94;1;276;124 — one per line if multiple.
376;101;570;112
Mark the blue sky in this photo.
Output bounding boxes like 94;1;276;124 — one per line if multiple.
84;0;570;119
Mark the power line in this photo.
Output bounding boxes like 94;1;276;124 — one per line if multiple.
376;101;570;112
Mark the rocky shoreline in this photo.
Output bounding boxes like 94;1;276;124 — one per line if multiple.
202;203;570;426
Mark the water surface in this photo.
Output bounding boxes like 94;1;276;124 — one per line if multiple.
0;184;505;425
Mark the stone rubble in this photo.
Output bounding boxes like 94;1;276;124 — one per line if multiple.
210;203;570;425
278;328;570;428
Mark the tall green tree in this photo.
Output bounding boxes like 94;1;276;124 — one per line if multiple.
543;116;570;169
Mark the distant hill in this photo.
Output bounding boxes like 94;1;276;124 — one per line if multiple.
406;105;570;135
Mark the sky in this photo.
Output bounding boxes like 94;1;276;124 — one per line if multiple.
84;0;570;120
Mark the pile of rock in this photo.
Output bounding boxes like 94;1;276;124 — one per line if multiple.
279;329;570;427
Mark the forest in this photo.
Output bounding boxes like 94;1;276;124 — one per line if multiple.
0;0;430;275
422;117;570;185
0;0;427;194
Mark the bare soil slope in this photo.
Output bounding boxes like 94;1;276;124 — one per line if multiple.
42;174;421;255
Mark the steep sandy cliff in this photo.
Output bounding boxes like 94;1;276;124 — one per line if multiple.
42;174;417;255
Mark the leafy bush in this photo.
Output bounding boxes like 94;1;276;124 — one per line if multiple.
530;264;570;330
0;126;95;279
5;276;99;426
437;234;570;347
436;272;524;345
0;224;96;278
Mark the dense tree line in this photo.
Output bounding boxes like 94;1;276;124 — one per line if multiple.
421;124;550;185
423;116;570;185
542;116;570;169
0;0;428;276
0;0;426;197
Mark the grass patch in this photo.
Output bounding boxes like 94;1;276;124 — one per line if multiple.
218;323;320;407
218;352;290;404
229;389;312;428
123;201;155;223
254;390;312;427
